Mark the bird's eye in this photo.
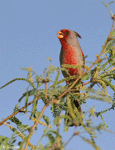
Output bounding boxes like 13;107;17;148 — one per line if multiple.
66;30;69;35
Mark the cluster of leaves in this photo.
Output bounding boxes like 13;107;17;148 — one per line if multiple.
0;35;115;149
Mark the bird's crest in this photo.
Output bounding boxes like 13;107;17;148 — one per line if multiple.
74;31;81;39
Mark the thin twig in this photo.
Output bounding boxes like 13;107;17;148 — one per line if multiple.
0;94;40;126
83;81;91;86
64;133;75;147
64;127;78;147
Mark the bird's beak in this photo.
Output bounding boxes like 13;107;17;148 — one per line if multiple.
57;31;64;39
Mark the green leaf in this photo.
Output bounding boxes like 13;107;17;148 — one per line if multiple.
102;78;115;91
32;96;38;117
0;78;35;90
47;57;52;63
52;70;61;88
10;116;30;132
25;92;29;111
81;71;91;80
45;133;55;145
42;115;50;125
82;137;101;150
64;125;69;132
0;136;10;145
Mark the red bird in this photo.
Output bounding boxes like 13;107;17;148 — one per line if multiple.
57;29;85;126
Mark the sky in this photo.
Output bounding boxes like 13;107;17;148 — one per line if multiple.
0;0;115;150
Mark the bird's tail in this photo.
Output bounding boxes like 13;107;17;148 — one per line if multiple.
66;90;82;127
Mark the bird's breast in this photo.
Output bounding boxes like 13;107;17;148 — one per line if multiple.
60;46;84;77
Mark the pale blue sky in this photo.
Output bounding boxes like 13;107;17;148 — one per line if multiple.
0;0;115;150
